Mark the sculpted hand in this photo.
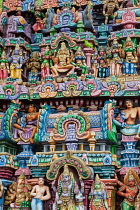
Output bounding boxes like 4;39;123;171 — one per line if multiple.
22;128;27;132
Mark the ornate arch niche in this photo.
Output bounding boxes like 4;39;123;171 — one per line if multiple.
46;151;91;180
53;110;90;141
51;33;76;50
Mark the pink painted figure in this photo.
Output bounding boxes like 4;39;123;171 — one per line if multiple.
0;50;9;80
121;9;137;29
32;6;44;33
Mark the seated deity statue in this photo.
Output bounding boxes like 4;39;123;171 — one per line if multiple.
53;165;82;210
51;42;73;76
13;104;39;143
113;99;140;140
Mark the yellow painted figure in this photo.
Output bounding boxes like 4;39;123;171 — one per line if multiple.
9;44;26;79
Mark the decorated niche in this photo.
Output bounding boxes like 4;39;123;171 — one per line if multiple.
53;110;90;150
39;76;58;98
6;11;31;39
50;33;77;77
52;4;79;32
46;151;91;180
5;102;39;144
121;8;137;29
49;161;87;209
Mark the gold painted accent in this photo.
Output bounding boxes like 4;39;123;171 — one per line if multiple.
46;151;91;180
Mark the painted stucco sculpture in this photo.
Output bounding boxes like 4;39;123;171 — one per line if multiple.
0;0;140;209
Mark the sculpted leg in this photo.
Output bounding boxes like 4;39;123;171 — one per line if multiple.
36;199;43;210
31;198;37;210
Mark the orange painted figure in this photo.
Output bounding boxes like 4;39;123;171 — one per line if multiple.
116;169;140;210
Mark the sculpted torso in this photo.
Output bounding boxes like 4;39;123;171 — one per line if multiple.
123;107;138;125
61;181;72;197
32;185;48;199
26;112;39;122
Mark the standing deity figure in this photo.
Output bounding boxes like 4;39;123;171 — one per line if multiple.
113;99;140;139
14;104;39;144
103;0;119;25
5;173;32;209
53;165;80;210
8;44;26;80
31;178;51;210
91;49;99;78
121;36;138;75
27;52;40;83
51;42;73;77
0;50;9;80
71;47;88;75
32;6;44;33
88;174;109;210
115;169;140;210
109;39;123;76
41;46;53;79
97;47;107;78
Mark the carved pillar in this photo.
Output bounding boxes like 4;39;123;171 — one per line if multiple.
49;133;56;152
88;131;96;151
84;48;94;67
101;179;117;210
83;180;92;210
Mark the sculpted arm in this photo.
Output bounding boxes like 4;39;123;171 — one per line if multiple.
31;186;37;197
0;184;4;198
137;107;140;121
41;186;51;201
117;186;130;198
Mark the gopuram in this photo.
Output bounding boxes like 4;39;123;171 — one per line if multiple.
0;0;140;209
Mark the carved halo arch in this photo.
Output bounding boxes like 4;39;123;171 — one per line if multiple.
46;151;91;180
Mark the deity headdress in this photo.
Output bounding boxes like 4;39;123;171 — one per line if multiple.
94;174;101;185
1;50;7;59
112;38;118;45
15;44;20;51
124;169;139;185
62;165;70;176
98;46;104;52
124;36;134;48
61;165;74;180
93;174;106;190
18;173;26;179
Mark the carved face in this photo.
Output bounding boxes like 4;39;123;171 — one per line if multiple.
14;50;19;55
94;183;101;189
18;178;25;185
28;105;36;113
128;179;135;187
38;178;44;185
125;100;133;109
62;15;70;25
62;175;70;182
60;42;67;50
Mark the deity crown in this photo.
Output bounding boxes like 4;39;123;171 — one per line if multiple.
18;173;26;179
94;174;101;185
128;170;135;181
15;44;20;51
62;165;70;176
